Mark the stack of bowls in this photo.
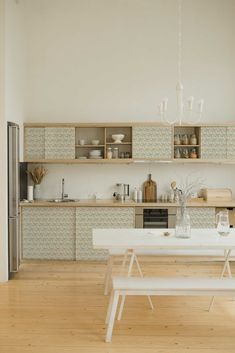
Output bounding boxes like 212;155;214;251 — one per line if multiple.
89;150;102;159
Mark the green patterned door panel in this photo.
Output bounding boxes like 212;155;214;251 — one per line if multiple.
22;207;76;260
76;207;135;260
45;127;75;159
132;126;172;159
227;127;235;159
24;127;45;160
201;127;227;159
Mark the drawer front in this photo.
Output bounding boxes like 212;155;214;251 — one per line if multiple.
24;127;45;160
201;127;227;159
22;207;76;260
45;127;75;159
76;207;135;260
132;126;172;159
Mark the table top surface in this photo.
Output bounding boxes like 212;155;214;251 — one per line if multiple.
93;228;235;250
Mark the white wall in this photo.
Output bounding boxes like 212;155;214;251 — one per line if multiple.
23;0;235;199
0;0;8;282
5;0;26;161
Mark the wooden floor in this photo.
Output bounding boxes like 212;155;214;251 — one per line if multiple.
1;258;235;353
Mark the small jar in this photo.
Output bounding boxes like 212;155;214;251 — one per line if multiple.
107;147;112;159
113;147;119;159
190;148;198;159
182;148;189;158
174;148;181;158
182;134;189;145
190;134;197;145
174;134;181;145
120;152;125;158
125;152;131;158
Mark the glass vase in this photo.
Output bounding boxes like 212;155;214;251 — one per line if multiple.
175;205;191;239
34;184;41;200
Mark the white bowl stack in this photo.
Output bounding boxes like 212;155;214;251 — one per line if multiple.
89;150;102;159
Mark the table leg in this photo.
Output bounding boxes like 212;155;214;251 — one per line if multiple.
117;251;135;321
208;249;232;311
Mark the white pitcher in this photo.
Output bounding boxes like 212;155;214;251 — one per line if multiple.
216;210;230;236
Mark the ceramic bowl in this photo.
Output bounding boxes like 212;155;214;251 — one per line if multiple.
91;139;100;145
111;134;125;143
89;150;101;156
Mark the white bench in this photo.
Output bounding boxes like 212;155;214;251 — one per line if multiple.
105;276;235;342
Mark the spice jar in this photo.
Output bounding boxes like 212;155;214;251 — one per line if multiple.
174;148;181;158
182;148;189;158
190;148;198;159
190;134;197;145
182;134;189;145
107;147;112;159
113;147;119;159
174;134;181;145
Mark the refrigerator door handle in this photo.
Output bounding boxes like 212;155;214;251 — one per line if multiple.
8;125;19;217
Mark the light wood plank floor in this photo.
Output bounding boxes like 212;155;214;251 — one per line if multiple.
1;259;235;353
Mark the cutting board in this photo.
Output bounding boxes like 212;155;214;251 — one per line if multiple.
201;188;232;201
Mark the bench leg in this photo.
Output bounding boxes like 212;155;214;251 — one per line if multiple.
106;289;115;324
104;256;113;295
208;249;232;311
117;251;135;321
106;290;120;343
134;254;154;311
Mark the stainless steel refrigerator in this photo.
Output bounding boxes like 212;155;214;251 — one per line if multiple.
8;122;20;278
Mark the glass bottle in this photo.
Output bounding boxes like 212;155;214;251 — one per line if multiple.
143;174;157;202
107;147;112;159
113;147;119;159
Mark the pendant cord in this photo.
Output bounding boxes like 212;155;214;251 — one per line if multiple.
178;0;182;84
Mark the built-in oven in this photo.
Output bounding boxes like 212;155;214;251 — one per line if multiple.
135;207;176;228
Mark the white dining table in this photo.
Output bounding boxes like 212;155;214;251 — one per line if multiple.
93;228;235;312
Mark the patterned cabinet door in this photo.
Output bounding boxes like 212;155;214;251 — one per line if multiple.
201;127;227;159
132;126;172;159
76;207;135;260
227;127;235;159
24;127;45;160
187;207;216;228
22;207;76;260
45;127;75;159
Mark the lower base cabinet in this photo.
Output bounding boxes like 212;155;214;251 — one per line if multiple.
22;207;76;260
187;207;216;228
76;207;135;260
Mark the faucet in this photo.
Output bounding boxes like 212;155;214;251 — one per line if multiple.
61;178;68;200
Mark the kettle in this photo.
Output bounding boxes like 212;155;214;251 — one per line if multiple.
216;210;230;236
113;183;130;202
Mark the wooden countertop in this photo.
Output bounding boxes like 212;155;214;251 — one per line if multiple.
20;199;235;208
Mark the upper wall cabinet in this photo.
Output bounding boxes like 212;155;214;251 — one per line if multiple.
227;127;235;159
45;127;75;159
201;127;227;159
25;127;45;160
132;126;172;160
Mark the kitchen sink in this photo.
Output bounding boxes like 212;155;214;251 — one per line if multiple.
48;199;79;203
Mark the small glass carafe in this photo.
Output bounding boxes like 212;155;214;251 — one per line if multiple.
216;210;230;236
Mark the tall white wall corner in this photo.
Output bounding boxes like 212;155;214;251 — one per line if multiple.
0;0;9;282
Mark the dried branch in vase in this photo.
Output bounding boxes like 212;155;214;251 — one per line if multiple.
27;166;47;185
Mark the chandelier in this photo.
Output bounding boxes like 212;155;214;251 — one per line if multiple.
158;0;204;125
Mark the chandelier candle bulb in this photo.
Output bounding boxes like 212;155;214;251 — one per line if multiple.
188;96;194;110
163;98;168;111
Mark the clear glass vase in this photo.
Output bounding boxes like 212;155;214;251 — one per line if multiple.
175;205;191;239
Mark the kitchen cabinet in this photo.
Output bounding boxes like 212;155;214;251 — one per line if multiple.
132;126;172;159
45;127;75;159
76;207;135;260
187;207;216;228
24;127;45;160
226;127;235;159
22;207;76;260
201;127;227;159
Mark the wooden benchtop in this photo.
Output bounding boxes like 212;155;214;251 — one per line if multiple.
20;199;235;208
